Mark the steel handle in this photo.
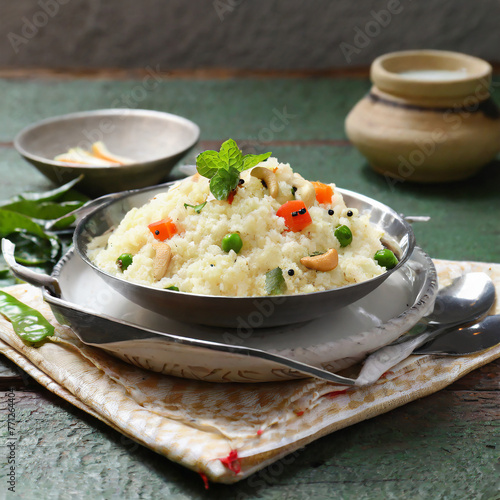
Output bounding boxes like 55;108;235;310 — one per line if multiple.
1;239;61;297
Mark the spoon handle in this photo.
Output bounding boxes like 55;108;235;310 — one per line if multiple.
355;324;452;386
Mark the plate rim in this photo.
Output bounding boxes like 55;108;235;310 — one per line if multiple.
45;245;438;379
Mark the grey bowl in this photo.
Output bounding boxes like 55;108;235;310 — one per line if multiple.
73;182;416;328
14;109;200;197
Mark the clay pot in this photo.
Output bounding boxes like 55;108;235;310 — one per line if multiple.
345;50;500;183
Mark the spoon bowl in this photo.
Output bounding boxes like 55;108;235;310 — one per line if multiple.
414;315;500;355
426;272;496;325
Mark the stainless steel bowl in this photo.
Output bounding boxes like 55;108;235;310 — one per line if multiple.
14;109;200;197
72;182;416;328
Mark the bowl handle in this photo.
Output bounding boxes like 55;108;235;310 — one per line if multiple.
1;239;61;297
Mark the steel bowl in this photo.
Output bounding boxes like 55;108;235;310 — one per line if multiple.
71;181;416;328
1;240;437;384
14;109;200;197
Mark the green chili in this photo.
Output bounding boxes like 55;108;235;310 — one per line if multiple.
0;291;54;343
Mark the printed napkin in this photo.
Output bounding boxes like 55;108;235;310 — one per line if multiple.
0;259;498;484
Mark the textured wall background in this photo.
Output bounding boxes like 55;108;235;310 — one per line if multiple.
1;0;499;70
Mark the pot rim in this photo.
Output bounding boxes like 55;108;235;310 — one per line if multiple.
371;50;492;100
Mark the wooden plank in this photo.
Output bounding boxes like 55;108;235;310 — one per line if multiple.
0;67;372;80
0;67;499;81
0;386;497;499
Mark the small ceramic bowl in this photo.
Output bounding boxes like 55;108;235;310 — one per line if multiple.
345;50;500;182
14;109;200;197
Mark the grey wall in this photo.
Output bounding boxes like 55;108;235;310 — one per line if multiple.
1;0;500;70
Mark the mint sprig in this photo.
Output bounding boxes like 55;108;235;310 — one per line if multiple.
196;139;271;201
210;167;240;201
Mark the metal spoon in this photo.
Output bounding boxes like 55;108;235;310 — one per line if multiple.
391;272;496;344
414;315;500;355
355;272;496;385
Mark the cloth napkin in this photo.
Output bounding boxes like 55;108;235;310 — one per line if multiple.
0;259;498;484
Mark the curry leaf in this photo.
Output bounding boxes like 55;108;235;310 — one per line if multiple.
0;210;62;265
0;200;84;220
1;175;84;204
265;267;287;295
184;201;207;214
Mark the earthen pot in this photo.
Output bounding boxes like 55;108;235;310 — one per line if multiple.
345;50;500;183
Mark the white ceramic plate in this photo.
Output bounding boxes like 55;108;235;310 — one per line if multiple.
43;246;438;382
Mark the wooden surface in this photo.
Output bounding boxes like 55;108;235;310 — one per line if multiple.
0;73;499;499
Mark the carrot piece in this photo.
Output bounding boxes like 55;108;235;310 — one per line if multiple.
311;181;333;204
91;141;132;165
276;200;312;232
227;189;236;205
148;218;178;240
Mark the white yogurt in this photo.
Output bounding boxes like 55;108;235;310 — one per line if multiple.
398;69;468;81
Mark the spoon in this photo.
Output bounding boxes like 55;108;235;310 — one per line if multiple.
355;272;496;385
391;272;496;344
414;315;500;355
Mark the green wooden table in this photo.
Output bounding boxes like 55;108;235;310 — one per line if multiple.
0;72;498;499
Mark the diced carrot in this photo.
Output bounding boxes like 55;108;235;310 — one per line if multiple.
276;200;312;232
148;218;178;240
311;181;334;204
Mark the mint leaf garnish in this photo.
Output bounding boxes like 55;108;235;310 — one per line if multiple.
196;150;220;178
241;152;272;171
219;139;243;169
196;139;271;200
210;167;240;201
265;267;287;295
184;201;207;214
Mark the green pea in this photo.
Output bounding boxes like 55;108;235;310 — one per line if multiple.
334;225;353;247
374;249;398;269
116;253;133;271
221;233;243;254
165;285;179;291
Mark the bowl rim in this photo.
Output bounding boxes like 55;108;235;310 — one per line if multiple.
14;108;200;170
74;181;416;302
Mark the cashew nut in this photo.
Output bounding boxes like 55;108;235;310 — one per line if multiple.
300;248;339;272
152;241;172;281
292;174;316;207
251;167;279;198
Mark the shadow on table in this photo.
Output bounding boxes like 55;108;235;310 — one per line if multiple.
360;159;500;202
